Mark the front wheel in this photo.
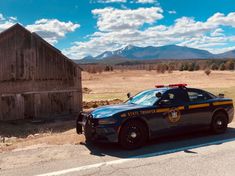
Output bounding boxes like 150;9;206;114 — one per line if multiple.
211;112;228;134
119;120;148;150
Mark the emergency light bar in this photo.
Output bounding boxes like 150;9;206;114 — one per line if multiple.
155;85;165;88
169;83;187;87
155;84;187;88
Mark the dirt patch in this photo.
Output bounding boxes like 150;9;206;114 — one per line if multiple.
0;119;76;138
0;129;85;153
0;119;84;153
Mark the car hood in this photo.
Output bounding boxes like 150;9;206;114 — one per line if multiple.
91;103;147;119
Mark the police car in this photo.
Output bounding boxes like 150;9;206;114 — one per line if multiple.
76;84;234;149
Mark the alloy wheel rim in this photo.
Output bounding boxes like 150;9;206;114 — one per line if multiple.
126;126;141;144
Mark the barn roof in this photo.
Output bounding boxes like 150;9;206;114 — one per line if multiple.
0;23;82;70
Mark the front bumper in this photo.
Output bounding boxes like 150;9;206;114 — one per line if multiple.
76;112;119;143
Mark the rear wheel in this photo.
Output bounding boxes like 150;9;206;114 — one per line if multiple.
211;112;228;134
119;120;148;150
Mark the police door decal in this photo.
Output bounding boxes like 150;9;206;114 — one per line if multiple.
167;108;181;123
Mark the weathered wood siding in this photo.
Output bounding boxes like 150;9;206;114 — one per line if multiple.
0;24;82;121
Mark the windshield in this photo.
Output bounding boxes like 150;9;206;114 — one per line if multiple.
126;89;165;106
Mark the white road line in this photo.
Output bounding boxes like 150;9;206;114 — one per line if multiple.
35;158;136;176
35;138;235;176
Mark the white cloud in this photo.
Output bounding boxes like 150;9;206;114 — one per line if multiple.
92;7;163;31
64;10;235;59
135;0;156;3
0;13;80;46
9;16;17;21
0;13;16;32
96;0;127;3
94;0;157;3
0;14;5;20
168;10;176;14
210;28;224;37
207;12;235;27
206;46;235;54
26;19;80;44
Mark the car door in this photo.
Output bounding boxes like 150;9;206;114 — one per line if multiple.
152;88;189;134
184;88;213;128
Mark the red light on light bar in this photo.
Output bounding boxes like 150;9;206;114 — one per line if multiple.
155;85;165;88
169;84;187;87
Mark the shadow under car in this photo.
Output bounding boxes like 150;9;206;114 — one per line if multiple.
82;127;235;159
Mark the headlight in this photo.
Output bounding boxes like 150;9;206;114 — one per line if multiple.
98;118;117;125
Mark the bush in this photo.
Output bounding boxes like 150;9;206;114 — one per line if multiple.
179;64;184;71
210;63;219;70
219;63;226;71
104;65;114;72
183;63;189;71
225;60;235;70
204;69;211;76
188;63;194;71
194;64;200;70
168;63;175;73
156;64;167;73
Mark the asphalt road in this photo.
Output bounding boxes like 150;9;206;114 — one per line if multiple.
1;123;235;176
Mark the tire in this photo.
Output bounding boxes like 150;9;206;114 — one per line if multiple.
211;112;228;134
119;120;148;150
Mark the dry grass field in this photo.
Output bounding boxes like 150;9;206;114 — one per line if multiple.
83;70;235;102
1;70;235;152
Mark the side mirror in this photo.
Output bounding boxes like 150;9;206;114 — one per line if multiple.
155;92;162;98
127;92;131;99
218;93;224;98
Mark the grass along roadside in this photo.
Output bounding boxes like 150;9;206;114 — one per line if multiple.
83;87;235;103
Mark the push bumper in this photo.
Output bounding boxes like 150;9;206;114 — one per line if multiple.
76;112;119;143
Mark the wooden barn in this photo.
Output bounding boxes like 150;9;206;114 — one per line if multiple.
0;23;82;121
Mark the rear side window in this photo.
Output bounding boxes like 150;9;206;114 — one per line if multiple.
187;89;212;102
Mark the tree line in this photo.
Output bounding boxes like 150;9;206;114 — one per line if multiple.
80;59;235;73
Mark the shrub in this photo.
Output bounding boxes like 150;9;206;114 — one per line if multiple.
179;64;184;71
210;63;219;70
219;63;226;71
156;64;167;73
225;60;235;70
104;65;114;72
183;63;189;71
204;68;211;76
188;63;194;71
194;64;200;70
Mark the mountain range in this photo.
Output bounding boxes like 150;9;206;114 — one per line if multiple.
77;45;235;64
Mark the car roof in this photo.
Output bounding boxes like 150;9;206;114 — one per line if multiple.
153;87;183;91
146;87;171;93
152;87;207;93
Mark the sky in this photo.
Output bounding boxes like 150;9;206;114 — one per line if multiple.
0;0;235;59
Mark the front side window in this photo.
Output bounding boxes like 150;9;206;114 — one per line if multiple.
126;89;165;106
161;89;189;105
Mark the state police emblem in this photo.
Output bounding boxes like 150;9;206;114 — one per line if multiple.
168;108;181;123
